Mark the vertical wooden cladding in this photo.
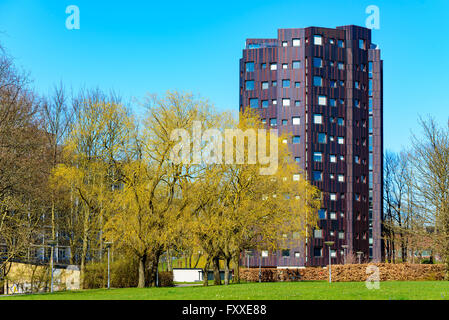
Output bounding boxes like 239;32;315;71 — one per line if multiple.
239;25;382;267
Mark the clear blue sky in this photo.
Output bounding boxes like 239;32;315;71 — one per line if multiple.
0;0;448;152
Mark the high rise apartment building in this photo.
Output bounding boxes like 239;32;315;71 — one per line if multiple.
239;25;383;266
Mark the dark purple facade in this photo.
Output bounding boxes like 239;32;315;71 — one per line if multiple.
239;25;383;267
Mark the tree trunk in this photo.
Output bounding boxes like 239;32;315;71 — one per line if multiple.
202;258;210;286
232;254;240;283
138;254;147;288
213;257;221;285
224;257;231;285
80;213;89;289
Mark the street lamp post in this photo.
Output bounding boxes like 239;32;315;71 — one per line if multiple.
104;242;112;289
341;245;348;264
47;240;57;293
324;241;334;283
356;251;363;264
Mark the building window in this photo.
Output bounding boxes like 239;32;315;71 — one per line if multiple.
272;80;277;87
338;174;345;182
246;62;254;72
330;154;337;163
318;95;327;106
282;249;290;257
330;80;337;88
282;41;288;47
318;133;327;143
313;171;322;181
354;99;360;108
292;61;301;69
329;38;335;44
282;98;290;107
270;118;277;127
355;81;360;89
282;119;288;125
261;63;266;69
293;174;300;181
337;39;344;48
318;209;326;219
262;100;268;108
313;57;323;68
338;62;344;70
313;76;323;87
331;250;337;258
314;229;323;238
270;63;277;70
337;118;344;126
329;99;336;107
339;232;345;239
295;100;300;107
245;80;254;91
292;117;300;125
282;79;290;88
295;81;300;88
272;99;277;105
314;247;323;257
282;63;288;69
330;193;337;201
337;137;344;145
294;252;300;258
262;81;269;90
292;136;300;144
261;118;266;124
314;35;323;45
293;38;300;47
359;39;366;49
249;98;258;108
295;157;300;163
313;114;323;124
313;152;323;162
330;212;337;219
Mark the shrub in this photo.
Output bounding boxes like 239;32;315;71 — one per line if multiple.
84;258;141;289
158;271;174;287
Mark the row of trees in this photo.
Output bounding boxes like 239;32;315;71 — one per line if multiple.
0;48;321;288
383;118;449;277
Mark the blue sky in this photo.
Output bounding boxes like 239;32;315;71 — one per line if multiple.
0;0;448;152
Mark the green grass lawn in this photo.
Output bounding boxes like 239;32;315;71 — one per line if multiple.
2;281;449;300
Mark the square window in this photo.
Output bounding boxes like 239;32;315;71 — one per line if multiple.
262;81;269;90
337;118;344;126
262;100;268;108
359;39;365;49
313;171;322;181
282;249;290;257
292;61;301;69
293;38;300;47
337;137;344;144
282;41;288;47
294;252;300;258
261;63;266;69
245;80;254;91
329;99;336;107
249;98;258;108
338;62;344;70
337;39;344;48
329;38;335;44
261;118;266;124
330;154;337;163
292;136;300;144
270;118;277;126
330;193;337;201
314;35;323;45
246;62;254;72
338;174;345;182
282;119;288;125
313;57;323;68
313;152;322;162
313;114;323;124
330;80;337;88
270;63;277;70
314;247;323;257
354;99;360;108
282;98;290;107
318;95;327;106
313;76;323;87
295;157;300;163
295;100;300;106
314;229;323;238
272;81;277;87
282;63;288;69
318;133;327;143
295;82;300;88
292;117;300;125
293;174;300;181
339;232;345;239
318;209;326;219
282;79;290;88
272;99;277;105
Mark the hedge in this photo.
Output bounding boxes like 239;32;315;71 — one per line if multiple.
240;263;446;282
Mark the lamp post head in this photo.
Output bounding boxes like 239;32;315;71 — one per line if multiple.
324;241;334;246
104;242;113;248
47;240;57;247
356;251;363;256
341;245;348;249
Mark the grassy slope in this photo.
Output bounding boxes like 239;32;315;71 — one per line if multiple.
2;281;449;300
